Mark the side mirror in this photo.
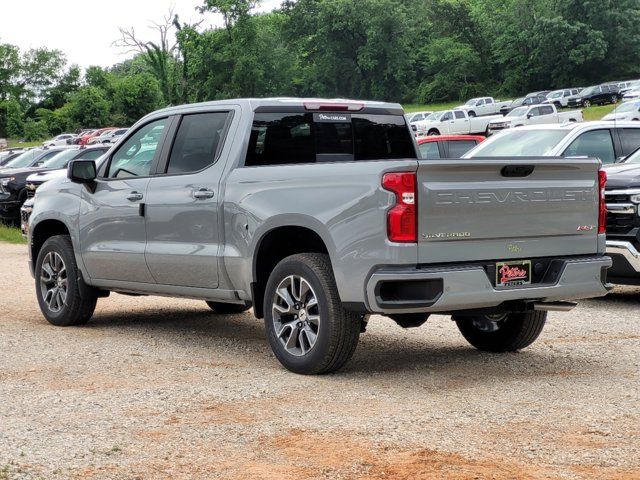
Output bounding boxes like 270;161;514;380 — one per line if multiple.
68;160;97;184
615;156;626;164
527;113;534;119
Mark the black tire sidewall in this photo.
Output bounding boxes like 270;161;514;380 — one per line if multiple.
35;236;83;326
263;257;335;374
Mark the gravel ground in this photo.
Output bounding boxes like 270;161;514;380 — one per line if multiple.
0;242;638;479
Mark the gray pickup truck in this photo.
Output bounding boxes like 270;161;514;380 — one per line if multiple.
28;98;612;374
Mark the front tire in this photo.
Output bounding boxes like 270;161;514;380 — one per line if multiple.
453;311;547;352
427;129;440;136
263;253;360;375
35;235;97;326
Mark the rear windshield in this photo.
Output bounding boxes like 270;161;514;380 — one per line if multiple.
244;112;415;166
466;130;569;157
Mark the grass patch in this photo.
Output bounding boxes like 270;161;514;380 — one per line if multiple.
0;224;26;244
582;103;616;121
6;139;42;149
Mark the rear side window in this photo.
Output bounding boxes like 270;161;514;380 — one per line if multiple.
562;129;615;164
244;112;415;166
454;111;466;119
418;141;440;159
618;128;640;156
447;140;478;158
166;112;230;174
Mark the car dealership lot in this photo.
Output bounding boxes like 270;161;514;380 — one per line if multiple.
0;242;638;480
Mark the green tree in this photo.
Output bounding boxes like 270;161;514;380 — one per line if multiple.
68;87;111;128
111;73;163;125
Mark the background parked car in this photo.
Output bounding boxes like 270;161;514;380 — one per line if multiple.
79;128;115;145
487;104;582;134
43;134;76;147
20;145;111;233
0;147;70;173
464;122;640;165
0;138;7;149
622;88;640;102
568;84;619;108
500;93;548;114
602;102;640;122
454;96;511;117
417;109;501;136
94;128;128;144
0;149;25;166
416;134;485;159
544;88;582;108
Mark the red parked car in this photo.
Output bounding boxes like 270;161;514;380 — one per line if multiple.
416;134;485;159
78;128;116;146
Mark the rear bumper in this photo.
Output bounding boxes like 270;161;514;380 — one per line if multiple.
365;256;612;314
606;240;640;284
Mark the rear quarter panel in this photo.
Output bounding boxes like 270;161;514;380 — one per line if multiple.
222;160;419;304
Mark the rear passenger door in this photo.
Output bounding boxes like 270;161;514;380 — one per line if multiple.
144;110;233;289
452;110;468;134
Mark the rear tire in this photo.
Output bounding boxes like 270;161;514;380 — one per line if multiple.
453;311;547;352
583;100;591;108
468;111;476;117
205;301;250;314
263;253;360;375
35;235;97;326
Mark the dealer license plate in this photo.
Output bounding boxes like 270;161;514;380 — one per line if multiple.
496;260;532;287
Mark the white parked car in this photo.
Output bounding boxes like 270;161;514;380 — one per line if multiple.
602;101;640;122
99;128;129;144
43;134;76;147
544;88;582;108
487;104;582;135
454;97;511;117
416;109;501;136
464;122;640;165
622;88;640;102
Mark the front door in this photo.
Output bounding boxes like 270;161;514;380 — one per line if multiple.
79;118;169;283
145;111;232;289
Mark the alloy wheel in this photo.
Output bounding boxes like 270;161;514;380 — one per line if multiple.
40;252;67;313
272;275;320;356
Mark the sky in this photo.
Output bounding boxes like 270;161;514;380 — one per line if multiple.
1;0;281;69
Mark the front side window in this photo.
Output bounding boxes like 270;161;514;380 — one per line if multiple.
165;112;229;174
77;149;108;161
562;129;615;164
244;112;415;166
106;118;167;178
442;112;453;121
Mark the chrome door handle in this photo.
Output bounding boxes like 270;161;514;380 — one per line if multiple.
127;192;143;201
193;188;214;200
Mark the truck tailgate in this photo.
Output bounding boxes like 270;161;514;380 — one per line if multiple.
417;157;601;264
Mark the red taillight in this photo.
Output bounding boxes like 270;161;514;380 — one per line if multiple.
382;172;417;243
598;170;607;234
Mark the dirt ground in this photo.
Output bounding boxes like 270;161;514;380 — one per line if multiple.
0;242;638;479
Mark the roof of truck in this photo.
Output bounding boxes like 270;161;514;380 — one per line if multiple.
150;98;405;118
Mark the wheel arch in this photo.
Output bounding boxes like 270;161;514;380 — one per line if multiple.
251;223;333;318
30;218;73;267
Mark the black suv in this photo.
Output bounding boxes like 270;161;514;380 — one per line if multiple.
567;84;620;108
0;146;108;224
